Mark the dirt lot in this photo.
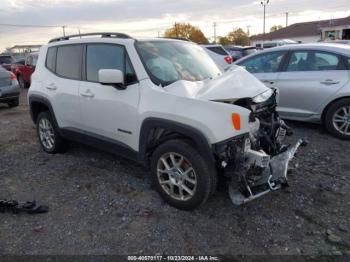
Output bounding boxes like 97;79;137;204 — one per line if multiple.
0;89;349;256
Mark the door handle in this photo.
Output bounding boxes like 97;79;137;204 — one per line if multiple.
320;79;340;85
45;83;57;90
80;90;95;98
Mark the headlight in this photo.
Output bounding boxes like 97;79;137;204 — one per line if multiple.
252;89;273;103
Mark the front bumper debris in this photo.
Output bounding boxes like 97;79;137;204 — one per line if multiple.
229;139;307;205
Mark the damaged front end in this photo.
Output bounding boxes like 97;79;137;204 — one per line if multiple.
213;89;307;205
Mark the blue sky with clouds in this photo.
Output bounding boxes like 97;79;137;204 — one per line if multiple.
0;0;350;50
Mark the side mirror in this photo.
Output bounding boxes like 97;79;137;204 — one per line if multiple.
98;69;125;89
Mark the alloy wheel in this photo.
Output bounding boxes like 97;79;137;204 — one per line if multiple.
156;152;197;201
38;118;55;150
332;106;350;135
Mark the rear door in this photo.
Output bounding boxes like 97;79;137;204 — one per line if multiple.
237;51;287;89
276;50;350;118
44;45;83;129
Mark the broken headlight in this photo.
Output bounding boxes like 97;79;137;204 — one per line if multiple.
252;88;273;103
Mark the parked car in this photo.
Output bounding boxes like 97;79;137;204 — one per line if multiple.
11;52;38;89
28;32;304;210
200;44;233;70
224;46;257;62
0;55;14;71
235;43;350;139
255;39;298;49
0;65;20;107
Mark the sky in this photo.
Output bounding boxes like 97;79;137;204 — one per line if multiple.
0;0;350;51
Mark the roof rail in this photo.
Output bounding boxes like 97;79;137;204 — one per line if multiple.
160;37;191;42
49;32;133;43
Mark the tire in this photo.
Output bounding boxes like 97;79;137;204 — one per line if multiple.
150;139;215;210
18;75;25;89
36;111;67;153
324;98;350;140
7;98;19;108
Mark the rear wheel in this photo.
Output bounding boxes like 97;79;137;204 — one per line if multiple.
7;98;19;108
324;98;350;140
36;111;66;153
150;139;214;210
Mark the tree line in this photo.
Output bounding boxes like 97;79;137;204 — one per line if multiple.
164;23;284;46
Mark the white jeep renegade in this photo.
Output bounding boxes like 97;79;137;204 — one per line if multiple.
28;33;306;210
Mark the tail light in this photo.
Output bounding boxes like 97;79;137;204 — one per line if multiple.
224;56;233;64
10;72;16;80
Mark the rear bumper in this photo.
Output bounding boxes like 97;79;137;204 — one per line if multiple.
0;87;20;102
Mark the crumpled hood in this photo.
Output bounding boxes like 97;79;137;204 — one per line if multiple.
163;65;269;101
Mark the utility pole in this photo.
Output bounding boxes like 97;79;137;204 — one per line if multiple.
174;22;178;37
285;12;289;27
213;22;217;43
261;0;269;46
78;28;81;38
62;25;66;36
246;25;251;36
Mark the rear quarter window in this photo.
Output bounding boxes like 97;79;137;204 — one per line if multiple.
46;47;57;72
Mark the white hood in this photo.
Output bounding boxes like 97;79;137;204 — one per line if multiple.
163;65;269;101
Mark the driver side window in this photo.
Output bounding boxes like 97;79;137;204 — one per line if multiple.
240;52;286;73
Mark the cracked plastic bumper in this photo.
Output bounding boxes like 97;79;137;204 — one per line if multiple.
229;139;307;205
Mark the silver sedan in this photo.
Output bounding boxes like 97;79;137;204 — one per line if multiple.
235;43;350;140
0;65;20;107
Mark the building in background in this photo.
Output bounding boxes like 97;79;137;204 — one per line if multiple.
1;45;42;60
250;16;350;48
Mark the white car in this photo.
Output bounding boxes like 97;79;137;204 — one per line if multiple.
28;33;305;210
200;44;232;70
236;43;350;140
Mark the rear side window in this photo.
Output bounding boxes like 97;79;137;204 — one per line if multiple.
286;51;342;72
207;46;228;56
56;45;83;80
46;47;57;72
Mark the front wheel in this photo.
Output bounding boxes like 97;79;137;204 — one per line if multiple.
7;98;19;108
150;139;215;210
325;98;350;140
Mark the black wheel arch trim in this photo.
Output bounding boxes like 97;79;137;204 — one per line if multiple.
139;117;215;164
28;95;62;135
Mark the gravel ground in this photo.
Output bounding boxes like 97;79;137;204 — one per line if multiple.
0;89;349;256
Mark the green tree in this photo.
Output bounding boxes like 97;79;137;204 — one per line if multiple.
270;25;283;32
164;23;209;44
218;36;231;46
227;28;250;46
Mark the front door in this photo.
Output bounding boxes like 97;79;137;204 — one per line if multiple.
79;44;140;150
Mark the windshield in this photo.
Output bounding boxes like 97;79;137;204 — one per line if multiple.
136;41;222;86
0;56;12;64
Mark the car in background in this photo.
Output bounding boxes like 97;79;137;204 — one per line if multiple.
11;52;38;89
224;45;257;62
0;65;20;107
0;55;14;71
201;44;232;70
255;39;298;49
235;43;350;139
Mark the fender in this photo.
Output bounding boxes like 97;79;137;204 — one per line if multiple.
139;117;215;164
28;95;62;136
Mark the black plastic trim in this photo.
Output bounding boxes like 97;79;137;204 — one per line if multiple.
28;95;62;134
139;117;215;164
61;127;139;162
